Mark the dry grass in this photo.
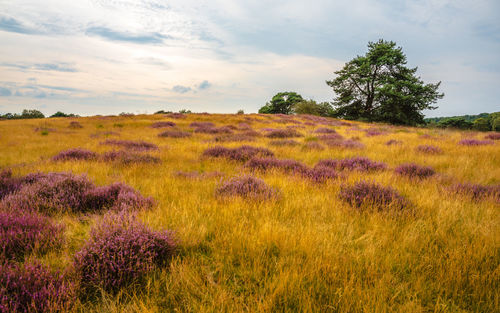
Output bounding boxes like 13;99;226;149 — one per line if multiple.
0;114;499;312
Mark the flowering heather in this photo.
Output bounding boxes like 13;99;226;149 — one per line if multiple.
151;121;176;128
386;139;402;146
101;139;159;151
484;133;500;140
314;127;337;134
416;145;443;154
158;130;192;138
190;121;215;128
73;212;175;295
316;133;344;141
269;139;300;146
1;172;153;214
364;128;387;136
81;182;154;212
246;157;309;174
302;142;325;151
395;163;435;179
237;123;252;130
0;211;64;260
0;170;22;200
324;139;365;149
265;128;302;138
52;148;98;162
101;150;160;165
316;157;387;172
301;166;340;183
203;145;274;162
68;121;83;129
0;261;75;313
339;181;410;211
194;125;234;134
458;139;494;146
215;175;279;200
450;183;500;202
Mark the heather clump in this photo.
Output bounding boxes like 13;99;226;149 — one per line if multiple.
215;175;279;200
203;145;274;162
416;144;443;154
0;170;23;200
73;212;175;295
190;122;215;128
68;121;83;129
316;157;387;172
194;125;234;134
265;128;302;138
269;139;300;146
0;261;75;313
339;181;410;211
166;113;186;119
151;121;176;128
450;183;500;202
214;133;256;142
363;128;388;136
484;133;500;140
246;157;308;175
101;150;161;164
0;211;64;260
101;139;158;151
395;163;435;179
324;139;364;149
458;139;494;146
314;127;337;134
52;148;98;162
301;166;340;183
158;130;191;138
1;173;153;214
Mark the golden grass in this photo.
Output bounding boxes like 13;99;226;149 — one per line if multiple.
0;113;499;312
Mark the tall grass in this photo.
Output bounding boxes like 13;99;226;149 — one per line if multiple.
0;113;498;312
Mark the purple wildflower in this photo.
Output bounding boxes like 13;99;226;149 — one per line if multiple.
151;121;176;128
101;150;161;164
158;130;192;138
52;148;98;162
101;139;159;151
395;163;435;179
458;139;494;146
484;133;500;140
316;157;386;172
339;181;410;210
416;145;443;154
450;183;500;202
215;175;279;200
265;129;303;138
203;145;274;162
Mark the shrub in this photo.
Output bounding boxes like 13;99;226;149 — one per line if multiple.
194;126;233;134
394;163;435;179
339;181;410;210
0;170;23;200
316;157;387;172
450;183;500;202
265;129;302;138
52;148;98;162
73;212;175;295
416;145;443;154
158;130;191;138
151;121;176;128
101;150;161;165
458;139;494;146
1;173;153;214
385;139;402;146
268;139;300;146
246;157;308;175
0;211;64;260
0;261;75;313
68;121;83;129
101;140;159;151
485;133;500;140
203;146;274;162
301;166;340;183
215;175;279;200
313;127;337;134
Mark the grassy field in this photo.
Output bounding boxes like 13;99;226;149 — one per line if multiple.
0;113;499;312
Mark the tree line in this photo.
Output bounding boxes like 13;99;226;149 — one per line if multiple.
0;110;78;120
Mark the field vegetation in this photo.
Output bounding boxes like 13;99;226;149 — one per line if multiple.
0;113;499;312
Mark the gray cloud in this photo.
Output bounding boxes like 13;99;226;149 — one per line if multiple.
86;26;172;44
1;62;78;72
0;16;36;34
198;80;211;90
172;85;192;94
0;86;12;96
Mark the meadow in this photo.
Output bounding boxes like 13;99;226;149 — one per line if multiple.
0;113;499;313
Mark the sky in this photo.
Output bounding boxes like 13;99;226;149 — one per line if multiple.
0;0;499;117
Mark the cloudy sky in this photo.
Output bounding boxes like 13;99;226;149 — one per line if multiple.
0;0;499;117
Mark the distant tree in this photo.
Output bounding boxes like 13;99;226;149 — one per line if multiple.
154;110;172;114
259;92;304;114
437;117;472;129
178;109;192;114
21;109;45;119
237;109;244;114
50;111;78;118
472;118;491;131
327;39;443;125
293;100;335;117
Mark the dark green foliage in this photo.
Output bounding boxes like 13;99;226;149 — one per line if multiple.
49;111;78;118
154;110;173;114
425;112;500;131
472;118;491;131
0;109;45;120
436;117;473;129
293;100;335;117
326;39;443;125
259;92;304;114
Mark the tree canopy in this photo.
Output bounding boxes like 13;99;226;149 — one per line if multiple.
259;92;304;114
327;39;443;125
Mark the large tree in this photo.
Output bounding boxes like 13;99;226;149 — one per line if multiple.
326;40;443;125
259;92;304;114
